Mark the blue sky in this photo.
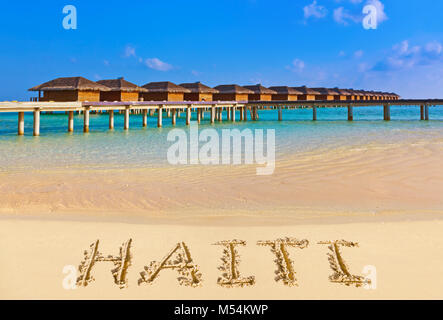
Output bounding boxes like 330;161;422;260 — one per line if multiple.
1;0;443;100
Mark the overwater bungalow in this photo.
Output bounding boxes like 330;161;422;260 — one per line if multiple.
213;85;253;101
376;91;386;100
140;81;190;102
96;77;147;102
29;76;110;102
340;89;357;101
243;84;277;101
329;88;352;101
390;92;400;100
347;89;364;101
268;86;303;101
366;91;378;101
179;82;219;101
292;86;321;101
354;90;368;101
312;88;340;101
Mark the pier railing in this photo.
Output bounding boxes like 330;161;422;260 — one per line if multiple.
0;99;441;136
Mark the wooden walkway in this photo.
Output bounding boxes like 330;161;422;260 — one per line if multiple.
0;99;441;136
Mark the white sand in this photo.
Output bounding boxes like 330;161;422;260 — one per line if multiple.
1;218;443;300
0;140;442;299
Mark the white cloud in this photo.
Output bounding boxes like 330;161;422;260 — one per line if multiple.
333;7;361;25
286;59;305;72
354;50;364;58
124;45;136;58
145;58;173;71
366;0;388;24
303;1;328;19
425;41;443;56
372;40;443;71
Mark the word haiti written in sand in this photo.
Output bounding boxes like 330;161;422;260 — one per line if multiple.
63;238;375;290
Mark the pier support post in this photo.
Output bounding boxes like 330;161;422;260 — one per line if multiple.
142;109;148;127
109;110;114;130
232;107;236;122
68;111;74;132
124;107;130;130
18;112;25;135
210;107;215;124
243;107;248;121
186;107;191;125
167;109;171;118
33;109;40;136
83;108;90;133
278;107;282;121
420;105;424;120
425;105;430;121
227;107;231;121
172;109;177;126
197;108;201;124
313;106;317;121
158;107;163;128
218;108;223;122
347;105;353;121
383;105;391;121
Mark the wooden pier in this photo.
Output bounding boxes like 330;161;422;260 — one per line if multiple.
0;99;441;136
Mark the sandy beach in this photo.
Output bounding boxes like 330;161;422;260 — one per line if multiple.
1;138;443;299
0;138;441;223
2;219;443;300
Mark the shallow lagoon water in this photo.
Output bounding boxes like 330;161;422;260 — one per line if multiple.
0;106;442;171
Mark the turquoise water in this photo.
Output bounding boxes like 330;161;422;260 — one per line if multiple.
0;106;442;171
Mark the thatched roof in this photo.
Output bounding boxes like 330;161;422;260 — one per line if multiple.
29;77;111;92
97;78;147;92
141;81;191;93
179;82;219;94
268;86;303;94
292;86;321;95
344;89;363;96
329;88;352;96
214;84;254;94
243;84;277;95
353;90;368;96
311;87;339;96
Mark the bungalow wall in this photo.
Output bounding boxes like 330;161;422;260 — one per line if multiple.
213;93;249;101
41;90;77;102
271;94;298;101
315;95;335;101
100;91;139;102
297;94;316;101
121;92;140;102
77;90;101;102
41;90;100;102
140;92;185;102
184;93;214;101
248;94;272;101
